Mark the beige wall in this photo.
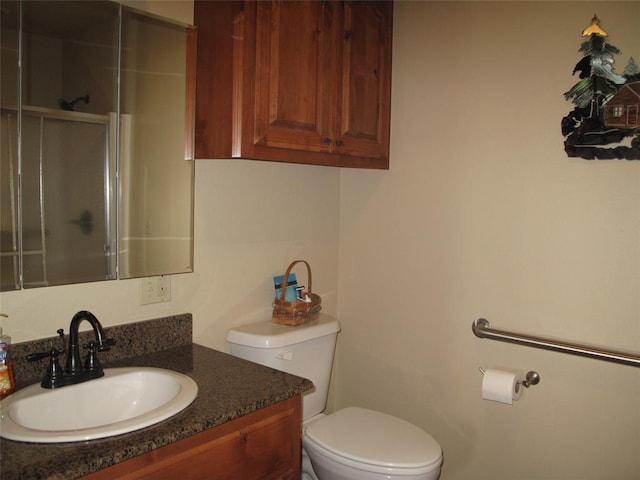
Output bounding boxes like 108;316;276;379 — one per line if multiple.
0;159;341;350
1;1;639;478
119;0;193;25
337;2;640;479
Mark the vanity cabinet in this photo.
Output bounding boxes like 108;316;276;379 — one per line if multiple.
81;396;302;480
194;0;392;169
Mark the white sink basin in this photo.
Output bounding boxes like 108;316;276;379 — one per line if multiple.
0;367;198;443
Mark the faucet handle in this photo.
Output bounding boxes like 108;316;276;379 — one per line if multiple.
98;338;116;352
82;340;112;378
27;348;65;388
26;349;60;363
82;341;102;373
26;329;66;363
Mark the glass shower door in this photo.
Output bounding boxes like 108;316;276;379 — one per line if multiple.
20;109;114;287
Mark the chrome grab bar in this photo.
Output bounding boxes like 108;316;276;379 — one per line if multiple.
472;318;640;368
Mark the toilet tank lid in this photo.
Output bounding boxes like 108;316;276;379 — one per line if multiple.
226;314;341;348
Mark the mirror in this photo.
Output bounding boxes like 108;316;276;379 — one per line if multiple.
0;1;194;291
119;7;195;278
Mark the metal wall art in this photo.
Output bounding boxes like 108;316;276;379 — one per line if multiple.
562;15;640;160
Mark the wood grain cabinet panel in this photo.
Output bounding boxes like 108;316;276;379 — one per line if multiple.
194;0;392;169
338;1;392;164
81;396;302;480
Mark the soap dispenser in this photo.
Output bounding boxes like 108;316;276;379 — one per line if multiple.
0;326;16;398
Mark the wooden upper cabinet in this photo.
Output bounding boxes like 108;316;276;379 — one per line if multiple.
248;1;335;157
338;1;392;165
194;0;392;169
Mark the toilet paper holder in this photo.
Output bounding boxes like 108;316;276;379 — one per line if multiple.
478;367;541;389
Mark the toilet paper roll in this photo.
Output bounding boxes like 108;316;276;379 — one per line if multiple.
482;369;521;405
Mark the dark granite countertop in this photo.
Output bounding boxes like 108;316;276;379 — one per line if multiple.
0;343;313;480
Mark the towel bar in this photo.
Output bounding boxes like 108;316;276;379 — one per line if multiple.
472;318;640;368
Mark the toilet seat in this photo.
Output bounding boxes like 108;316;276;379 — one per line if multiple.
303;407;442;476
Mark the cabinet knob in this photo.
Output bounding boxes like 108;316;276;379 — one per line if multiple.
322;137;332;145
336;140;344;147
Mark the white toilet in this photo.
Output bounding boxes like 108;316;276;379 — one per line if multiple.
226;314;443;480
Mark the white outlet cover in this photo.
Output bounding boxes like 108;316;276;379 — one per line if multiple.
139;276;171;305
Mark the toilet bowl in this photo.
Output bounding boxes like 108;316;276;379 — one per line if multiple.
226;315;443;480
303;407;442;480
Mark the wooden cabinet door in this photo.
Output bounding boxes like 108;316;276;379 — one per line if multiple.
336;1;392;167
243;0;392;168
241;1;338;159
194;0;392;169
81;396;302;480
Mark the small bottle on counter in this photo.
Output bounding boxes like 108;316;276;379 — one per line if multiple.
0;327;16;398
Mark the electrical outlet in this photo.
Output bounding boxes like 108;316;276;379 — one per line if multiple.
157;275;171;301
139;276;171;305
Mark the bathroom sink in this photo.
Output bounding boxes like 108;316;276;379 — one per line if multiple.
0;367;198;443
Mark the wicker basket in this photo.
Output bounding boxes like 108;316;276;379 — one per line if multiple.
272;260;322;326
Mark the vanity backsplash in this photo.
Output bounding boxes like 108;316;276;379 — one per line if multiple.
9;313;192;390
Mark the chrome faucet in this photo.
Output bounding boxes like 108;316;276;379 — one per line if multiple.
27;310;116;389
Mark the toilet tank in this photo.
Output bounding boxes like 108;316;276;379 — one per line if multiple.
226;315;340;421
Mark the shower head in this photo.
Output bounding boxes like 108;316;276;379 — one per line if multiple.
58;95;90;111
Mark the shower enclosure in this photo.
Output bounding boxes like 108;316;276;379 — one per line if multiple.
0;107;114;289
0;0;118;290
